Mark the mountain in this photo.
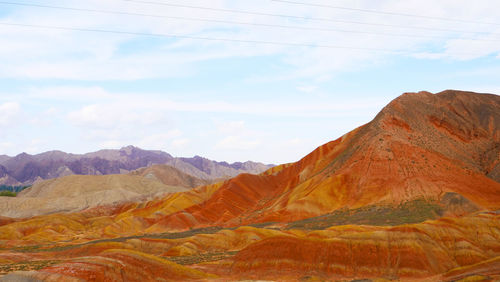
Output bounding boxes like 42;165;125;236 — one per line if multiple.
0;146;274;186
0;90;498;281
178;155;274;178
142;90;499;230
0;165;207;218
128;164;211;188
0;155;9;164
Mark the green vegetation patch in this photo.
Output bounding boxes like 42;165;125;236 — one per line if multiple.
0;191;16;197
0;185;30;193
286;199;444;230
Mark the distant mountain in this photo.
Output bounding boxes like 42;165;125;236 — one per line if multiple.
176;155;273;180
0;146;274;186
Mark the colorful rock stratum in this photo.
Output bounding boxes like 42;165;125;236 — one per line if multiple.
0;90;499;281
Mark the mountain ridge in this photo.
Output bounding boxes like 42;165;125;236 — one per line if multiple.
0;146;274;186
143;89;500;230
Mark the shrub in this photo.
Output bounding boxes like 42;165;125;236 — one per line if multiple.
0;191;16;197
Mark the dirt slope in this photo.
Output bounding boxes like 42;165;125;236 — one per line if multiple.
0;174;189;218
128;164;210;188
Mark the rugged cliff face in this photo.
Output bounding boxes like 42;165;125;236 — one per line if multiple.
0;90;498;281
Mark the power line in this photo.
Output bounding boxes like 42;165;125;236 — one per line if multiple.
271;0;500;26
0;22;488;58
2;21;480;57
0;22;409;52
1;1;498;41
121;0;500;35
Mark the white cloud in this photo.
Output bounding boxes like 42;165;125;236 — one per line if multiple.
68;102;168;129
216;121;246;134
454;86;500;94
1;0;499;81
451;66;500;78
297;85;318;93
25;139;45;154
44;107;58;115
27;86;113;101
286;138;304;146
215;135;261;151
171;138;190;148
138;130;183;149
97;130;186;152
443;37;500;60
0;102;21;126
99;140;124;149
214;119;262;151
0;142;14;153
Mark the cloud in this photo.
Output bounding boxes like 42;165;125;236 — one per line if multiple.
99;140;124;150
68;102;168;129
450;66;500;78
214;120;262;151
171;138;190;148
27;86;113;101
25;139;45;154
215;135;261;150
286;138;304;146
0;142;14;153
216;121;246;134
0;102;21;126
61;87;384;119
95;130;185;152
1;0;499;81
138;130;183;148
297;85;318;93
443;37;500;60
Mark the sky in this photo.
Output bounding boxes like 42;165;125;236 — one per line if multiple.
0;0;499;164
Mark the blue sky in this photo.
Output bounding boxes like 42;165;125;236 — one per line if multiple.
0;0;499;164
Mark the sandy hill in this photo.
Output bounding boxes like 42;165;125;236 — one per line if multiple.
128;164;211;188
0;90;499;281
0;164;206;218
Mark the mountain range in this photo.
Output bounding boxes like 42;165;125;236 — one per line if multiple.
0;90;498;281
0;146;274;186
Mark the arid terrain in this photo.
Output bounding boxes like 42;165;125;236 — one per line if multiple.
0;90;498;281
0;146;273;186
